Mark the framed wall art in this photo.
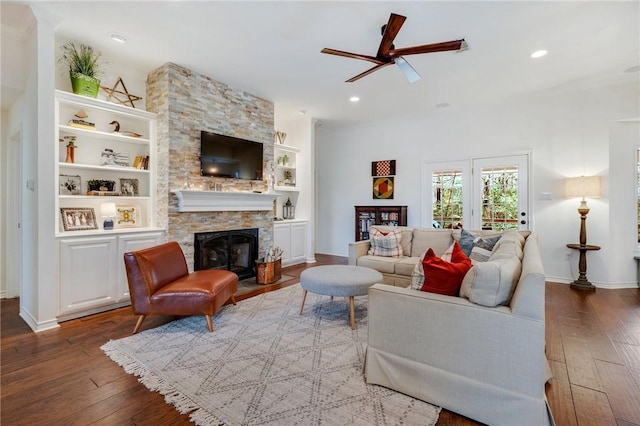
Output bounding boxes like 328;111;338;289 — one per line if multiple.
59;174;81;195
119;178;139;196
60;207;98;231
373;176;394;199
372;160;396;177
116;205;139;227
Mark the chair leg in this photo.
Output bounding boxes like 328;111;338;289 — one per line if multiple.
133;315;146;334
299;290;307;315
205;315;214;332
349;297;356;330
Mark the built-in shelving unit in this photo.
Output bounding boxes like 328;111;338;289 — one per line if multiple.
54;90;165;321
274;144;300;192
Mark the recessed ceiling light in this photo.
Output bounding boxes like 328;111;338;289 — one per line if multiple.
349;96;360;103
624;65;640;73
110;32;127;43
530;50;547;59
435;102;450;108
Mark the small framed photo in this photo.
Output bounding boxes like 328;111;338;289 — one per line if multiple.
59;174;81;195
116;205;139;227
119;178;139;196
60;207;98;231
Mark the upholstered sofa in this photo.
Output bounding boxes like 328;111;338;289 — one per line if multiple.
352;227;554;425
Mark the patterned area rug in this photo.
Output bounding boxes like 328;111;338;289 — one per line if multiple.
101;284;440;425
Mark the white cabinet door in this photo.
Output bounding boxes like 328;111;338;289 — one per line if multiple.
274;223;291;265
59;236;118;315
274;221;307;267
290;222;307;264
117;232;165;302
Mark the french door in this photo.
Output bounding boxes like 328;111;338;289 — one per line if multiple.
422;154;530;230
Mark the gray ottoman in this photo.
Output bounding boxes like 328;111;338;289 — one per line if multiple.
299;265;383;329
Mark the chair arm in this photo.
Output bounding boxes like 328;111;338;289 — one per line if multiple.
348;240;370;265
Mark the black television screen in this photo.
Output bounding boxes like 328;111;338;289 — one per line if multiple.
200;131;263;180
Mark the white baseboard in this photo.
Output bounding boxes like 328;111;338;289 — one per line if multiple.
545;276;638;289
19;307;60;333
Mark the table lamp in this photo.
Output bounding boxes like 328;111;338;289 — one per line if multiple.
101;202;117;230
565;175;601;291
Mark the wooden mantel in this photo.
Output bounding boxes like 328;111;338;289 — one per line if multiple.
170;189;278;212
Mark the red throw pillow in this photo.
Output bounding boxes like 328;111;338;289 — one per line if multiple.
420;242;472;296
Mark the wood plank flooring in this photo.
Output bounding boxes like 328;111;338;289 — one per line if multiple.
2;254;639;425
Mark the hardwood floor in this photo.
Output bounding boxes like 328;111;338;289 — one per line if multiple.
2;254;639;425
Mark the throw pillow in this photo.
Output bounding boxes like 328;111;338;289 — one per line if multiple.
410;242;457;290
458;229;502;262
367;228;402;257
420;242;472;296
469;234;502;262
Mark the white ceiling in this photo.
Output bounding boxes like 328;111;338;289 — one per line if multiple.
2;1;639;126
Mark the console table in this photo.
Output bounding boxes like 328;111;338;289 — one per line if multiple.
566;243;600;291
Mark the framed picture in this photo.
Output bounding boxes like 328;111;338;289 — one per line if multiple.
116;205;139;227
60;207;98;231
373;176;394;199
119;178;139;196
59;174;81;195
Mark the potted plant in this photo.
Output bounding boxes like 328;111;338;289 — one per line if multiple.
59;43;102;98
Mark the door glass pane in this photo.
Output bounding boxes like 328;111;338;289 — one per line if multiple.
432;170;463;229
481;166;519;230
637;147;639;242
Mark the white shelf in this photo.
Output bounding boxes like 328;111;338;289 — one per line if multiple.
59;162;150;174
59;125;150;145
274;144;300;154
59;195;151;200
55;226;165;238
274;185;299;192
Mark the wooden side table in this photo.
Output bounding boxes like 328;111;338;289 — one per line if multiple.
566;243;601;291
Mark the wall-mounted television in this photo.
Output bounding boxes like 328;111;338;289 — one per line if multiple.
200;131;263;180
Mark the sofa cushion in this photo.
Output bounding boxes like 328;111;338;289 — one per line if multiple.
368;228;402;257
372;225;413;256
410;229;453;257
460;237;523;306
394;256;419;276
357;255;399;274
410;243;454;290
420;243;472;296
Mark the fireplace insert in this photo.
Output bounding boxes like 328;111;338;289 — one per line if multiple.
194;228;258;280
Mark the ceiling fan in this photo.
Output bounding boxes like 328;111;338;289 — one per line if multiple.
321;13;467;83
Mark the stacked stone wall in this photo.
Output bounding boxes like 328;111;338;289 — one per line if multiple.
147;63;275;270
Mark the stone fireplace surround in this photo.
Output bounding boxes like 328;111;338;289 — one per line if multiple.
146;62;276;271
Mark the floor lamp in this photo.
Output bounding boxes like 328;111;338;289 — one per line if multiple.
565;176;601;291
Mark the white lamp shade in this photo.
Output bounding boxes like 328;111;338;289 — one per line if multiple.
100;202;117;217
565;176;601;199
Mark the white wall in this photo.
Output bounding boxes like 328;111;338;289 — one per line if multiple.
316;81;640;288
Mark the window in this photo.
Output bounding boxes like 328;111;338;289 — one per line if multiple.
480;166;519;231
432;170;464;229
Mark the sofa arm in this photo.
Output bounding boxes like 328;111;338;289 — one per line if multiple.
348;240;370;265
367;284;546;397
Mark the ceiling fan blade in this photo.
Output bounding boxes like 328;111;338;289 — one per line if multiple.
395;57;421;83
376;13;406;58
321;48;385;65
391;39;466;57
345;62;393;83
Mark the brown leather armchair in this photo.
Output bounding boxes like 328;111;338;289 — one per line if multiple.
124;241;238;333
